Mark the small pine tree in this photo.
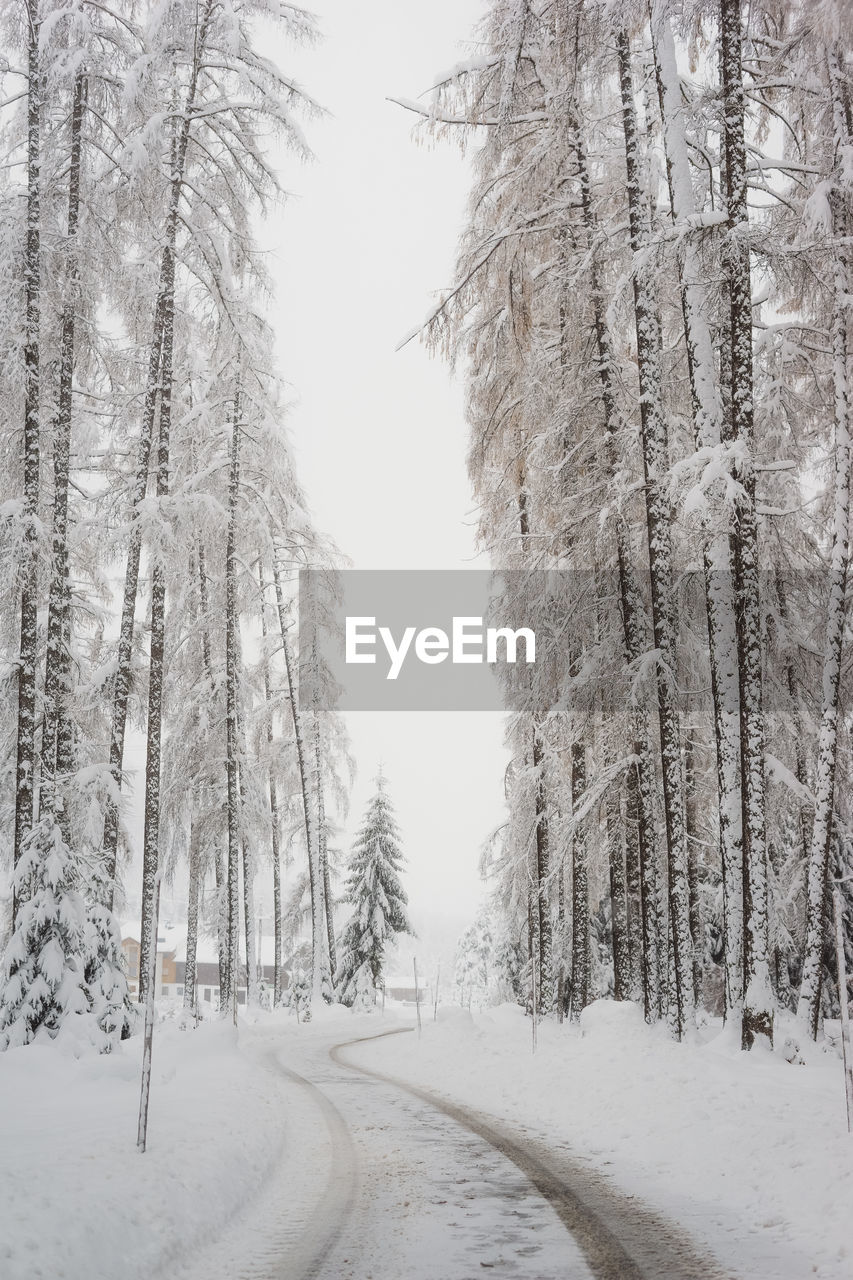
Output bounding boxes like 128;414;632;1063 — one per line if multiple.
0;818;129;1052
335;774;412;1007
84;893;134;1047
0;817;91;1049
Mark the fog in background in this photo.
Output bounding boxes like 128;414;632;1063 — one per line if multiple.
129;1;510;972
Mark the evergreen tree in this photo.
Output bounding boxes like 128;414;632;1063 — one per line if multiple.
336;776;412;1009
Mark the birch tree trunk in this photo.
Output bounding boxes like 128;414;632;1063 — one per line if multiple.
569;738;589;1021
617;27;694;1037
775;567;811;867
608;779;630;1001
625;759;654;1008
684;727;704;1005
103;0;215;907
223;391;242;1013
137;215;178;1005
235;651;257;1008
567;99;660;1019
258;562;283;1006
214;846;228;1004
532;728;552;1014
241;829;257;1007
516;479;552;1014
650;1;744;1013
102;306;163;900
311;630;337;978
183;821;200;1013
798;45;852;1041
719;0;774;1049
42;71;85;835
272;559;326;1004
13;0;42;923
196;542;228;994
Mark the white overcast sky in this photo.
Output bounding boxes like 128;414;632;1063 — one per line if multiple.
259;0;509;930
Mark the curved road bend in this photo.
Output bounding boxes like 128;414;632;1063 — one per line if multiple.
170;1026;733;1280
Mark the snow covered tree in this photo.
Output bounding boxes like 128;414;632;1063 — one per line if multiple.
406;0;853;1052
455;908;496;1008
0;0;332;1050
336;775;412;1008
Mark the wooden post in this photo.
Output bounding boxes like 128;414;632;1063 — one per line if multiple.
531;950;538;1055
833;890;853;1133
257;907;263;989
413;957;422;1038
433;962;440;1021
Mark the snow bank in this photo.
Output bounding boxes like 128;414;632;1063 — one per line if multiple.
348;1000;853;1280
0;1017;288;1280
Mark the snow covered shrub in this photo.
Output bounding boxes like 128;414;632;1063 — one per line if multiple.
0;817;91;1048
0;817;129;1052
84;896;134;1048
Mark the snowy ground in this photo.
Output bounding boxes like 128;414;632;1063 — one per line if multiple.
1;1000;849;1280
0;1012;289;1280
347;1000;853;1280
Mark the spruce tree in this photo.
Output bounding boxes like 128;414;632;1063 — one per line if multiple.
336;776;412;1009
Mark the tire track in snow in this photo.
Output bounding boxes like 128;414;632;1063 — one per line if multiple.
168;1042;357;1280
332;1029;736;1280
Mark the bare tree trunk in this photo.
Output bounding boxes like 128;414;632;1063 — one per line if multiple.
568;99;659;1019
183;821;200;1013
556;857;567;1020
532;728;552;1014
223;390;242;1013
623;765;644;1001
230;612;258;1010
608;776;630;1001
684;726;704;1005
527;872;537;1016
272;558;326;1004
196;541;227;995
617;27;693;1037
102;306;163;901
775;568;811;865
650;1;744;1014
798;45;852;1040
773;568;809;1007
13;1;42;924
42;71;85;838
258;561;283;1006
516;478;552;1016
214;846;227;1003
103;0;215;908
569;739;589;1021
241;833;257;1006
137;207;178;1005
719;0;774;1049
311;629;337;979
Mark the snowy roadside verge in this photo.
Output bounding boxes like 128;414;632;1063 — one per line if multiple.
0;1015;289;1280
343;1000;853;1280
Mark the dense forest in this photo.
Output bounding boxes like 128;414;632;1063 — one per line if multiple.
428;0;853;1049
1;0;851;1063
0;0;351;1048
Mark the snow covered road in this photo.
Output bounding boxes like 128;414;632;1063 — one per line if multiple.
6;1003;844;1280
170;1019;728;1280
171;1021;588;1279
